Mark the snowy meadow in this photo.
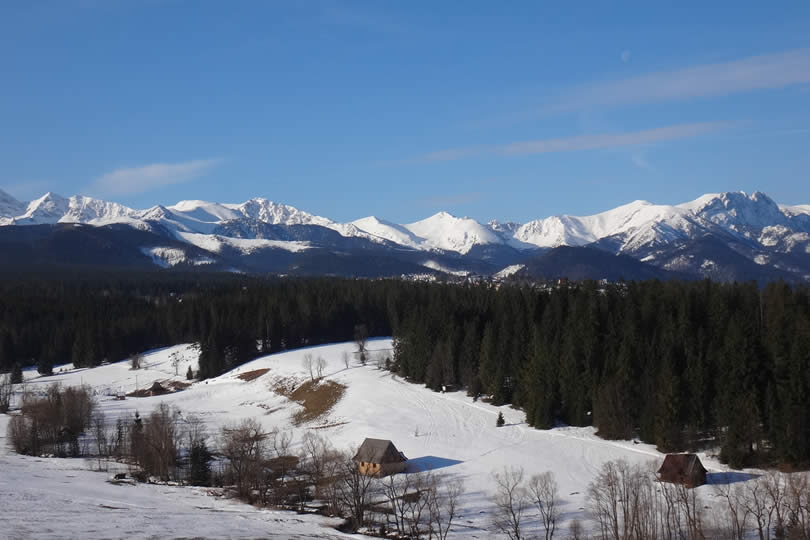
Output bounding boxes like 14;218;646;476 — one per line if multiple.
2;338;796;539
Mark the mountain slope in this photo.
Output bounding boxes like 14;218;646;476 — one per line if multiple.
517;245;682;281
0;189;26;223
0;189;809;281
404;211;503;254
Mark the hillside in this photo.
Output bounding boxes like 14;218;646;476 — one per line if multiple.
1;340;755;539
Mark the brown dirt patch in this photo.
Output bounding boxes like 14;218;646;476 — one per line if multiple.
127;381;172;398
237;368;270;382
167;380;190;390
273;378;346;426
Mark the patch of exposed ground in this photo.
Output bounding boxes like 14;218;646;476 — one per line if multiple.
127;381;174;397
237;368;270;382
272;377;346;426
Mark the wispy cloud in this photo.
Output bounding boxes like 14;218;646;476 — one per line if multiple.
89;159;220;197
631;152;653;171
421;121;729;162
551;48;810;111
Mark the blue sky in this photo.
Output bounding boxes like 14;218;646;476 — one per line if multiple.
1;1;809;223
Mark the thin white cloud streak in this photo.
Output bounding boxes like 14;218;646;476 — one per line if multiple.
422;121;730;162
631;152;653;171
551;48;810;111
89;159;220;196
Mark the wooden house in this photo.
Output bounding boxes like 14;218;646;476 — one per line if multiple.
657;453;708;488
353;438;408;477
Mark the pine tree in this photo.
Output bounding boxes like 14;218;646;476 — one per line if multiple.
477;323;497;399
10;362;23;384
496;411;505;427
37;357;53;376
188;440;212;486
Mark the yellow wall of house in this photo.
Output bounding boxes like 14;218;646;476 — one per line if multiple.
356;461;407;477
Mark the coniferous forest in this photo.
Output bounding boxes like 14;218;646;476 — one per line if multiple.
1;272;808;469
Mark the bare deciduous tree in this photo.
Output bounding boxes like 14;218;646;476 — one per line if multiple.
568;519;584;540
382;472;413;536
529;471;560;540
429;477;465;540
403;472;434;539
654;471;704;540
587;459;655;540
712;482;750;540
9;383;95;457
374;352;386;370
342;351;350;369
130;352;144;370
742;476;778;540
141;403;180;481
170;351;182;376
493;466;528;540
303;353;314;381
762;471;789;538
300;431;336;499
221;418;266;502
335;450;377;530
92;410;109;470
315;356;327;379
354;324;368;365
784;472;810;539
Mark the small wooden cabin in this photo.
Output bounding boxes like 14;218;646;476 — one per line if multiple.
353;438;408;477
658;453;707;488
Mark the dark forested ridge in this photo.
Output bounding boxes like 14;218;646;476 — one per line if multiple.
1;272;809;468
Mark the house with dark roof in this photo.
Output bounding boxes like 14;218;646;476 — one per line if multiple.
353;438;408;476
657;453;708;488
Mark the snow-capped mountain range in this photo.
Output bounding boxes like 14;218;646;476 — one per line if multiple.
1;189;809;282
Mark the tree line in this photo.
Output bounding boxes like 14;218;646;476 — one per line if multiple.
1;273;809;467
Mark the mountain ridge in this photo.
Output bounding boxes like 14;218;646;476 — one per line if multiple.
1;189;809;282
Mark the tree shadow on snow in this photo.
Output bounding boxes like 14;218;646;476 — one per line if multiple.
706;471;759;485
406;456;463;474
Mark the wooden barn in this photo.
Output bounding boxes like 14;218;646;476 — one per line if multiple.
657;453;708;488
353;438;408;477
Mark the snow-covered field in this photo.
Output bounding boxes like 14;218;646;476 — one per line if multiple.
1;339;753;539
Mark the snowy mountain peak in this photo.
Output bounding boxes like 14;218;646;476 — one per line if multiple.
238;198;332;227
351;216;425;249
16;192;70;224
60;196;139;224
168;200;243;223
684;191;789;238
0;189;26;222
405;211;503;254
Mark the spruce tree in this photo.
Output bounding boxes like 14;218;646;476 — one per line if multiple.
10;362;23;384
